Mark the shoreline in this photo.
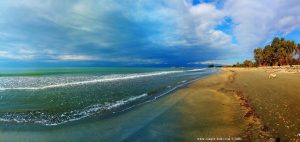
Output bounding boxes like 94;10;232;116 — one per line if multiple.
0;68;299;141
0;68;217;127
0;69;219;129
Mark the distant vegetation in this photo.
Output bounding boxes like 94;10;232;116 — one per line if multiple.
233;37;300;67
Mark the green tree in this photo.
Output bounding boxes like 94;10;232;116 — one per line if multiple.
233;37;300;67
263;45;274;66
254;48;263;66
243;60;253;67
285;40;296;65
271;37;281;65
277;46;287;66
297;44;300;62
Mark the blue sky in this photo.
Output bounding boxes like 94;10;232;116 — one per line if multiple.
0;0;300;67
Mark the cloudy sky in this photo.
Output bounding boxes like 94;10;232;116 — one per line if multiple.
0;0;300;67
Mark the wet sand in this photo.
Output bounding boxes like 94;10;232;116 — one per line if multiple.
126;71;247;141
1;69;300;141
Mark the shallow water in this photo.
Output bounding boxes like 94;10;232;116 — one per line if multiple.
0;67;218;127
0;88;186;142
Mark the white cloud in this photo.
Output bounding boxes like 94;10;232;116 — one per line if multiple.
0;44;38;60
189;3;232;48
8;0;232;49
1;0;300;65
56;54;163;64
134;1;232;48
189;59;234;65
0;50;34;60
108;58;164;65
57;55;99;61
223;0;300;50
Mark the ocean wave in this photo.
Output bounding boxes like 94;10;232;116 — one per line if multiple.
0;93;148;126
187;68;206;72
0;70;184;91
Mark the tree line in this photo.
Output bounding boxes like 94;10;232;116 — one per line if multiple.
233;37;300;67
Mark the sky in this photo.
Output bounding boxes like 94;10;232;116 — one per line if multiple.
0;0;300;67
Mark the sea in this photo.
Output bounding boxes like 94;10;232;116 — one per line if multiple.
0;67;219;127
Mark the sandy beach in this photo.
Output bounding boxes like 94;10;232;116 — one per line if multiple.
128;67;300;141
221;68;300;141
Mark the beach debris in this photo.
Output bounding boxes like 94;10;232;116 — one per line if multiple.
268;73;277;79
232;90;273;140
226;70;236;84
260;125;269;132
244;110;254;118
259;65;300;74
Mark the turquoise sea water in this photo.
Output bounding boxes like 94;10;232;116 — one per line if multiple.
0;67;219;141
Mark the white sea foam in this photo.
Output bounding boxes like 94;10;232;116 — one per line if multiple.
0;93;148;126
0;71;184;91
187;68;206;72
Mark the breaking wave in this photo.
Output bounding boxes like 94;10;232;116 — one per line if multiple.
0;70;185;91
0;93;148;126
